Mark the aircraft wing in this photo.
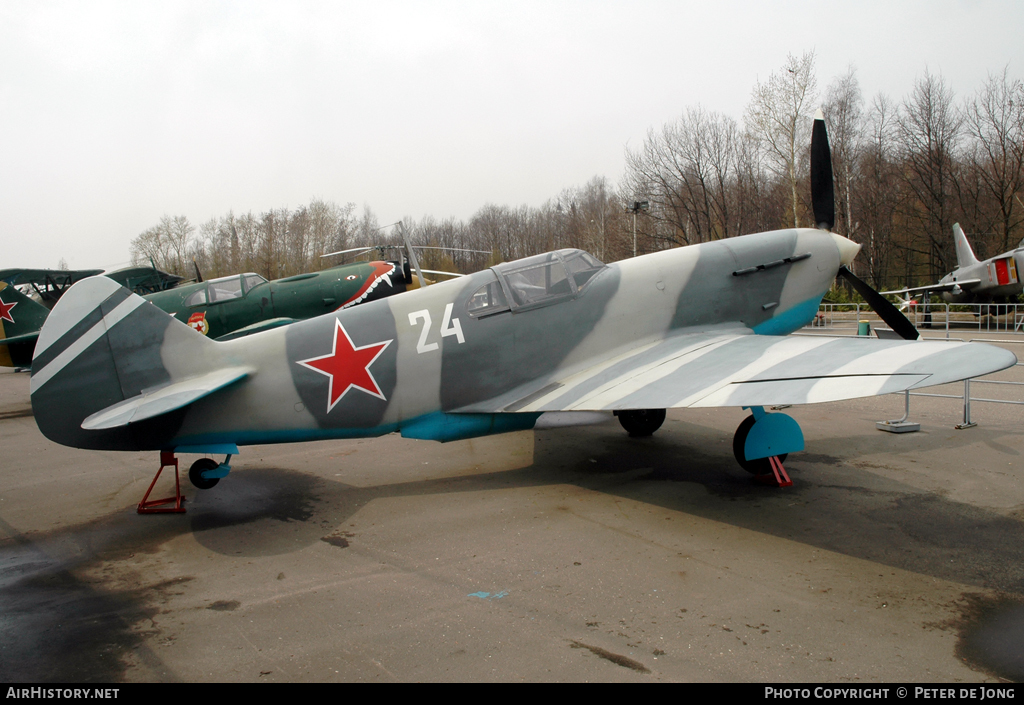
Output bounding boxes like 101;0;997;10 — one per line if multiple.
103;265;184;294
454;329;1016;413
0;268;104;286
880;279;982;296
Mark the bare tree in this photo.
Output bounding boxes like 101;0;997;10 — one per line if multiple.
854;93;901;286
732;129;784;236
745;51;818;228
623;106;739;247
963;66;1024;255
286;206;310;276
897;70;964;279
823;67;864;239
309;199;355;265
129;215;193;276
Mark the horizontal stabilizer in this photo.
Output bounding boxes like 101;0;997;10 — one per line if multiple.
0;331;39;347
81;366;253;430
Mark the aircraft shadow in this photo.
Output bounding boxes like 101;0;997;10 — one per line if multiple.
3;419;1024;682
537;420;1024;596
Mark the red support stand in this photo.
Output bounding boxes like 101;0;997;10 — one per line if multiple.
753;456;794;488
137;451;187;514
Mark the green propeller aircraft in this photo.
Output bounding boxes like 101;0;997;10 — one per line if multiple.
0;258;424;367
143;259;422;341
28;112;1018;512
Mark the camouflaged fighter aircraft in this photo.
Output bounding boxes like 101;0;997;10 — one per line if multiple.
27;113;1019;506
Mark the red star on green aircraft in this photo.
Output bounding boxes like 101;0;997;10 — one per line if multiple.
0;295;16;324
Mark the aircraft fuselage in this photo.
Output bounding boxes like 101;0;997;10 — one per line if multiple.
939;249;1024;303
31;228;843;452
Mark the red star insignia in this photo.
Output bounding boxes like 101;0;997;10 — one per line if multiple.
0;295;15;324
296;319;392;413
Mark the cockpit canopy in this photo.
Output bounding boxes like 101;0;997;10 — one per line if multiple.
185;273;268;307
467;249;606;317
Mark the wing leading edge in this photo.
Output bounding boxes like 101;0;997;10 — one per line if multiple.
454;331;1017;413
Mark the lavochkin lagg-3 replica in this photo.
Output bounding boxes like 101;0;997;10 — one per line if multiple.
27;111;1017;510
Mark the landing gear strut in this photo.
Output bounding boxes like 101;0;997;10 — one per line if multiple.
616;408;666;437
189;455;232;490
189;458;220;489
732;408;802;487
732;416;787;475
136;449;234;515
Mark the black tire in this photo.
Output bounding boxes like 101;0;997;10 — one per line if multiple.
732;415;787;475
189;458;220;490
617;408;666;437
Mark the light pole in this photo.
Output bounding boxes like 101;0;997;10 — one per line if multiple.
626;200;649;258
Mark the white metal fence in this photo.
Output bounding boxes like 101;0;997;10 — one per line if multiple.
808;304;1024;428
813;302;1024;338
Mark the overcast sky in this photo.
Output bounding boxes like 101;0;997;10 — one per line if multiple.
2;0;1023;270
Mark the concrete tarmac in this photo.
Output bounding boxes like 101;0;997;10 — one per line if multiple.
2;351;1024;683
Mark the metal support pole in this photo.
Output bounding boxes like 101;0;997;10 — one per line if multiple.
877;389;919;432
632;211;637;258
955;378;977;429
627;200;647;258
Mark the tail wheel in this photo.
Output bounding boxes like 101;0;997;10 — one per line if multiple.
189;458;220;490
732;415;787;475
617;408;666;437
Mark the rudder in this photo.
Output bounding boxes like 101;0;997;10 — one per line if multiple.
30;276;218;450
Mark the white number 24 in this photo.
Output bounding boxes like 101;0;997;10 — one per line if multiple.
408;303;464;354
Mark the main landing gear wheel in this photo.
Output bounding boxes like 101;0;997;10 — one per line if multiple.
732;415;787;475
189;458;220;490
617;408;666;437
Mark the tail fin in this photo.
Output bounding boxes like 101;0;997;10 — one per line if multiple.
953;223;980;268
30;276;224;451
0;282;50;367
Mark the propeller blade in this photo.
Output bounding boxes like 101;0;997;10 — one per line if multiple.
811;109;835;231
812;113;907;337
837;266;919;340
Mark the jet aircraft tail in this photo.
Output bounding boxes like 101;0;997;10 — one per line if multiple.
0;282;51;367
30;276;240;451
953;223;980;269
